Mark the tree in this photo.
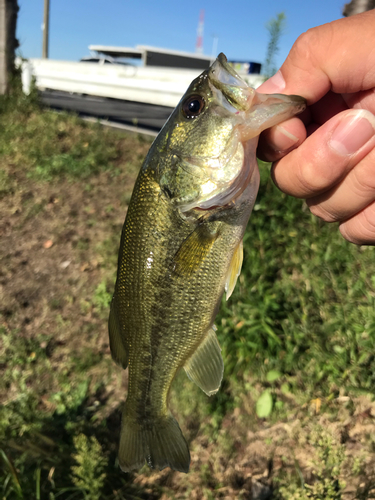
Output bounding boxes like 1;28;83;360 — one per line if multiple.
343;0;375;16
0;0;19;95
263;12;286;79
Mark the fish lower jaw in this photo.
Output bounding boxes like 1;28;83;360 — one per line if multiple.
193;205;224;211
180;196;235;218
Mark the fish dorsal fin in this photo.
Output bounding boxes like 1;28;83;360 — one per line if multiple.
184;326;223;396
225;240;243;300
108;295;129;369
173;224;219;277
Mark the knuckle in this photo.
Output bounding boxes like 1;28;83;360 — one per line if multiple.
292;30;315;55
298;159;328;195
308;202;338;223
340;205;375;245
297;145;351;196
339;225;360;244
299;161;318;192
289;28;323;70
352;159;375;196
361;206;375;238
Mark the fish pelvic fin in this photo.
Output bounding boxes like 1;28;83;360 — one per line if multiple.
184;326;224;396
108;295;129;369
225;239;243;300
118;411;190;473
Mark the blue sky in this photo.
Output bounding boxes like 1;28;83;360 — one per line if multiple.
18;0;345;68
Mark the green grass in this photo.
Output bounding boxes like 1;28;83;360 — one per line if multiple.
0;79;147;188
0;105;118;182
1;88;375;499
218;164;375;398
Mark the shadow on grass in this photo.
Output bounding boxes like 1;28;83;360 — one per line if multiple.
1;395;161;500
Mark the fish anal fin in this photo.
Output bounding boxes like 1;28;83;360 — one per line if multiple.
108;295;128;369
225;240;243;300
184;326;224;396
119;410;190;473
173;224;219;277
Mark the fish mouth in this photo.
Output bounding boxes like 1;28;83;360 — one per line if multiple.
208;54;253;114
209;53;306;141
211;53;248;88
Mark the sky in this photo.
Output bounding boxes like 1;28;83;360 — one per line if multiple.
17;0;345;69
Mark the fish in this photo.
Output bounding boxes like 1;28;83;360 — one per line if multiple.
109;53;306;474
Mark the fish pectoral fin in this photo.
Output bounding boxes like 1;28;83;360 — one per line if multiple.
184;326;224;396
225;240;243;300
173;224;219;276
108;295;129;369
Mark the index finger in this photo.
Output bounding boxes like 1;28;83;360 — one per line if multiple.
258;10;375;105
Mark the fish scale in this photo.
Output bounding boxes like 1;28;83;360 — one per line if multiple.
109;53;306;473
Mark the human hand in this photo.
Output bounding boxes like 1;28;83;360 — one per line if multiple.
257;10;375;245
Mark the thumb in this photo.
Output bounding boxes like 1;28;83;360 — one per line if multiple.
271;109;375;199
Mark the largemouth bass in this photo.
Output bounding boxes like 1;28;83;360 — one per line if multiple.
109;53;305;473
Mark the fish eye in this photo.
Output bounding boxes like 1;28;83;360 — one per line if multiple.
182;95;205;119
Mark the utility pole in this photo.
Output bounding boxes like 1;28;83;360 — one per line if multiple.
42;0;49;58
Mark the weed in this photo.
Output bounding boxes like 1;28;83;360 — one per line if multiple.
50;379;89;415
274;427;346;499
93;281;113;316
0;449;23;499
71;434;108;500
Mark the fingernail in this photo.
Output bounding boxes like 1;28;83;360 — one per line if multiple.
257;70;286;94
272;125;299;152
329;110;375;155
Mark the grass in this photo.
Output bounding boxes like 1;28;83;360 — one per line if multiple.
1;87;375;498
218;165;375;398
274;425;347;499
0;102;117;182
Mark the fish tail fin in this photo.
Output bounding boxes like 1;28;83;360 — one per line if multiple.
118;409;190;473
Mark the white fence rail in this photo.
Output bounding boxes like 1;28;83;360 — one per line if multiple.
19;58;264;108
